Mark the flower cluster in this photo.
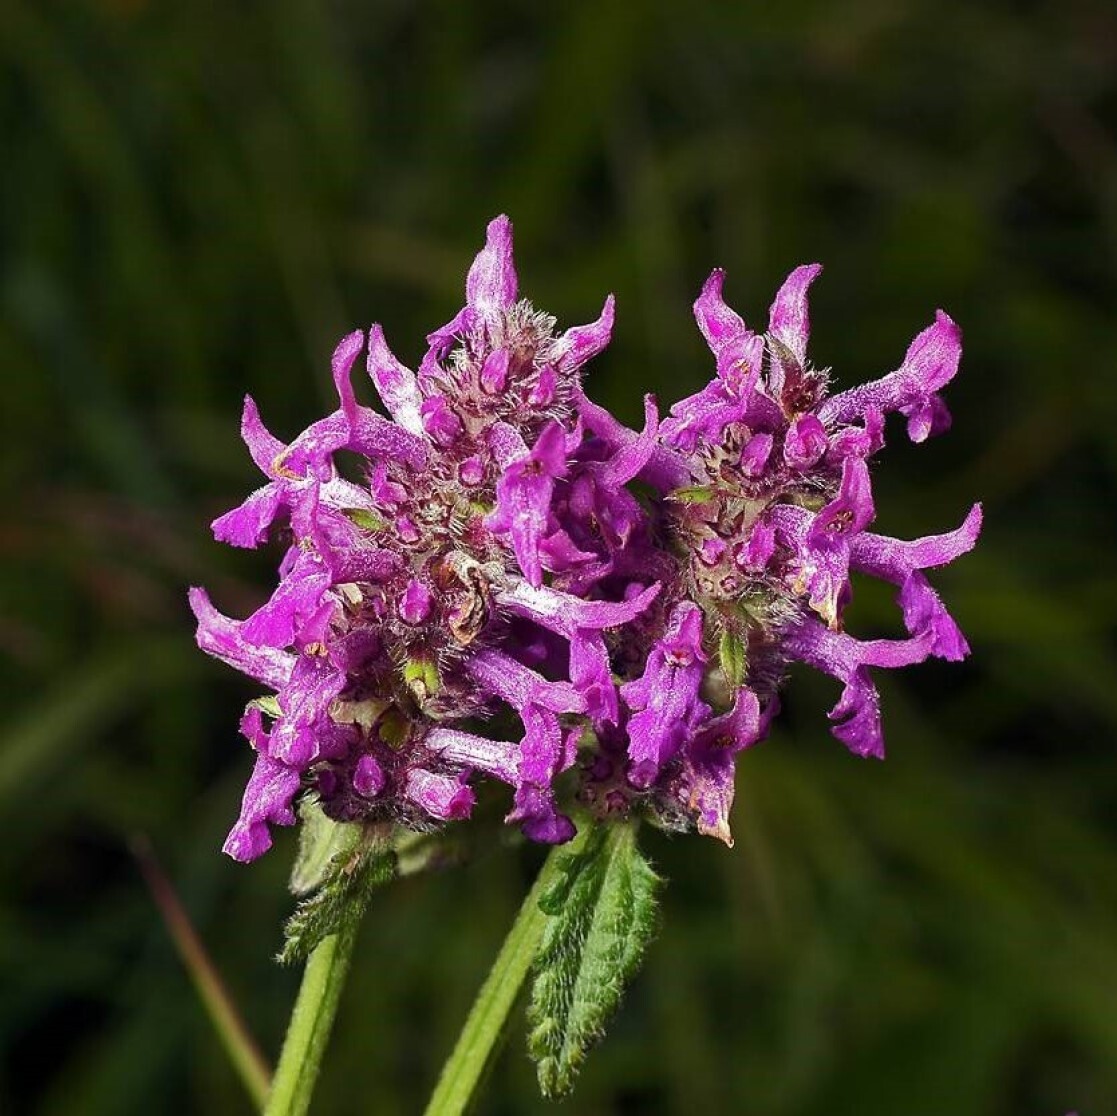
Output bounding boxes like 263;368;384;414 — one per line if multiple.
192;217;980;861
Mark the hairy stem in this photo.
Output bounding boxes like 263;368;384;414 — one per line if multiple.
264;916;360;1116
423;828;588;1116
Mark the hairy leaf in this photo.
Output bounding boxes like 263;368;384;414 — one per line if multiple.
527;822;662;1098
718;628;748;691
250;694;283;719
343;507;388;532
279;837;396;966
289;799;361;896
668;484;715;504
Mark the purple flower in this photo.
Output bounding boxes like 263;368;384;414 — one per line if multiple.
574;261;979;839
193;216;655;860
817;310;962;442
486;421;570;587
620;603;711;789
221;707;303;862
661;263;977;769
677;688;768;846
783;620;934;758
193;220;978;863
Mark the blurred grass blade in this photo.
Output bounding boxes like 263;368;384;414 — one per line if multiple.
132;835;272;1110
0;640;195;804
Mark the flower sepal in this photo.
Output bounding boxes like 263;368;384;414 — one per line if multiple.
278;801;397;966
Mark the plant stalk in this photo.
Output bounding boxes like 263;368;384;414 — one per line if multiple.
264;916;361;1116
423;829;586;1116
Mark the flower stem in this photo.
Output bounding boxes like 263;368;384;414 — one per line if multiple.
264;916;360;1116
423;829;586;1116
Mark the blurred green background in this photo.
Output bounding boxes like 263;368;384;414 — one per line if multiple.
3;1;1116;1113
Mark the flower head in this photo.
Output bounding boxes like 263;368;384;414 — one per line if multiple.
193;223;978;862
574;262;980;844
193;217;655;860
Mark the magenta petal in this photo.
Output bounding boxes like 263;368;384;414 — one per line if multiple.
784;413;828;469
515;703;566;787
330;329;366;428
827;668;886;758
740;432;774;477
398;578;433;625
851;503;981;659
681;688;765;845
212;484;285;548
621;603;711;787
855;502;982;572
419;394;463;446
594;394;659;488
693;268;748;350
353;754;386;798
554;294;615;375
221;707;301;862
424;728;519;785
716;331;767;396
404;769;475;821
901;310;962;395
189;588;294;690
485;421;568;586
578;388;691;492
898;572;969;661
222;752;301;861
467;649;587;715
662;330;766;453
810;455;876;544
240;548;332;649
497;578;660;639
488;421;529;468
270;653;346;766
480;348;510;394
530;363;558;406
570;629;620;728
507;780;576;844
767;263;822;368
466;214;518;313
818;310;962;438
240;396;286;476
768;456;875;626
504;704;577;843
322;542;402;585
537;528;598;571
520;806;576;844
367;323;424;434
735;518;777;570
783;618;934;758
345;407;428;469
827;406;885;462
905;392;952;443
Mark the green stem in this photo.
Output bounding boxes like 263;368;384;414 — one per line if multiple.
264;916;360;1116
423;829;586;1116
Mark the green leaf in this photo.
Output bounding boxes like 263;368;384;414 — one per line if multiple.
279;838;396;966
289;799;361;896
251;694;282;719
718;628;748;691
668;484;715;505
527;822;662;1099
342;507;388;532
402;657;440;704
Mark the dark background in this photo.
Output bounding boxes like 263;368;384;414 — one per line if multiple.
3;2;1116;1114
